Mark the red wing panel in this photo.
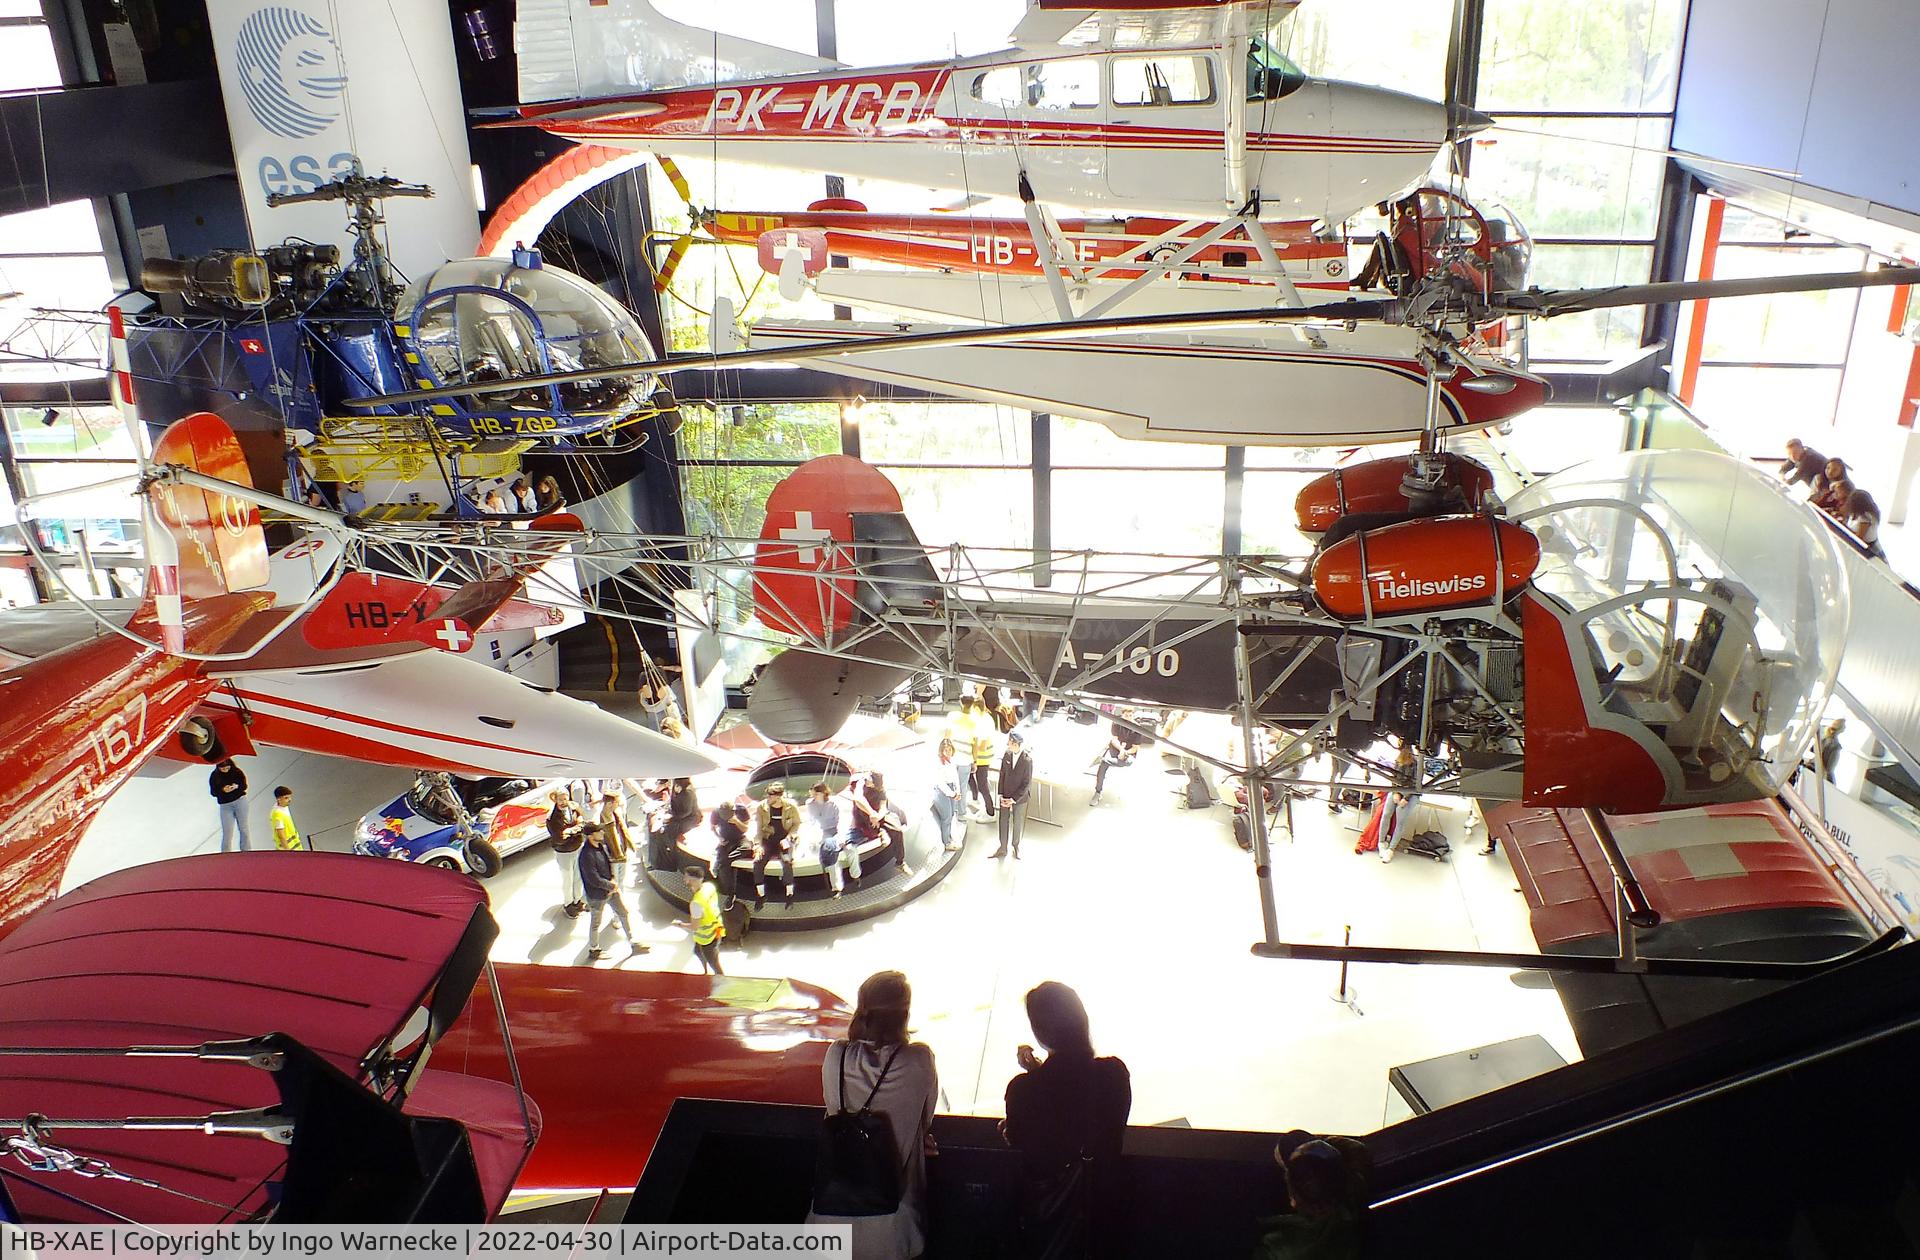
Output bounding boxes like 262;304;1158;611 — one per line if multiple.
303;572;450;650
1486;800;1860;949
753;456;906;638
148;412;268;598
0;854;500;1222
303;521;573;654
438;965;850;1194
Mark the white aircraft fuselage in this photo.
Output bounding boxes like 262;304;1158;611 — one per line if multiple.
515;50;1459;221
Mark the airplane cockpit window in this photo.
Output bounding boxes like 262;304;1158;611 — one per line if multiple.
398;258;656;419
1246;36;1307;100
1510;450;1849;800
971;58;1100;110
1111;54;1216;107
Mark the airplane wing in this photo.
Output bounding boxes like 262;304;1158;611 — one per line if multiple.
296;515;580;655
517;0;839;105
1012;1;1302;51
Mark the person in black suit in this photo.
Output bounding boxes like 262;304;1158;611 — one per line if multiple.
993;730;1035;860
709;802;752;907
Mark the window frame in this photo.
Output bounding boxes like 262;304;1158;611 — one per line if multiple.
1109;51;1219;109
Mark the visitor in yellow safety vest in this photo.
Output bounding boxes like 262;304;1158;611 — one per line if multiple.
677;864;726;975
953;694;998;821
268;785;305;851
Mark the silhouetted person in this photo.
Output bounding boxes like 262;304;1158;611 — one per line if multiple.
1003;982;1132;1258
1252;1133;1369;1260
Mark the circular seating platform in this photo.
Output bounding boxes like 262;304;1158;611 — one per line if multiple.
641;832;968;931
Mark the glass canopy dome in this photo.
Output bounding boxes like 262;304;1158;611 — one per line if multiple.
397;257;656;427
1508;448;1849;801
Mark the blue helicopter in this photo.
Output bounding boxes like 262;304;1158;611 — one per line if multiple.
106;165;664;498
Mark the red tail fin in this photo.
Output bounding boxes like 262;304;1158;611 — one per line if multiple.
752;456;906;639
147;412;268;597
142;412;268;652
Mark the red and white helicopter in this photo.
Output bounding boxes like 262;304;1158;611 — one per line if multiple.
504;0;1478;224
721;183;1542;446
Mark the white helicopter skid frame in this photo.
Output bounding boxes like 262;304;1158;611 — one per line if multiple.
719;172;1544;448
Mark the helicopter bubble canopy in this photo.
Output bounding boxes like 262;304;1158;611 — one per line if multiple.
397;256;657;427
1509;449;1848;800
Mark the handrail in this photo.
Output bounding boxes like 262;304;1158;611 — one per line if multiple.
1372;943;1916;1212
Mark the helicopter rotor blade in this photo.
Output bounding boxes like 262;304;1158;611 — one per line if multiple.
346;297;1401;409
1505;265;1920;318
653;234;695;294
345;254;1920;412
657;155;694;207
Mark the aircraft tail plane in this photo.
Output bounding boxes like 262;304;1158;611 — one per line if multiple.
140;411;271;655
747;457;934;743
515;0;838;106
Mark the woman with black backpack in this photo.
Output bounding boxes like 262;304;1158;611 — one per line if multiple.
808;971;938;1258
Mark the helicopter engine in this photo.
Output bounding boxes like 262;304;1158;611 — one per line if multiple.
142;244;341;316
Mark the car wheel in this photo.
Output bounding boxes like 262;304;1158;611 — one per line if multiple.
465;838;503;879
427;856;460;871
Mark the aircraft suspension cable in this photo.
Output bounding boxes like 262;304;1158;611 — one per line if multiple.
4;1117;250;1214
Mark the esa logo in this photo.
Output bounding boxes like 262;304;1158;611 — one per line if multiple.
234;5;352;197
234;6;346;139
259;151;357;197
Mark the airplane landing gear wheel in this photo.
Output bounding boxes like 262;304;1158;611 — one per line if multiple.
464;839;502;879
177;716;224;761
427;856;460;871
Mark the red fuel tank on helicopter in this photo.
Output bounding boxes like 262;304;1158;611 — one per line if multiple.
1295;452;1499;537
1310;515;1541;621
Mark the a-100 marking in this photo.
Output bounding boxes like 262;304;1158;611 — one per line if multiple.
1055;638;1185;678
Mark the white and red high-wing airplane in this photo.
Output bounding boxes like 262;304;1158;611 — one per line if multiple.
505;0;1484;221
0;412;712;927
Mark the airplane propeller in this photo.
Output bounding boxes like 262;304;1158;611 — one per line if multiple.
347;262;1920;410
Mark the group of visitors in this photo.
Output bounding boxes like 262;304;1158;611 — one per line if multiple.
468;474;565;517
944;689;1040;858
1781;438;1886;558
544;783;650;960
699;769;915;913
809;972;1367;1260
207;759;305;853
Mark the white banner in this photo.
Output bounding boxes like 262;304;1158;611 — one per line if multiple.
1795;772;1920;934
205;1;479;281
